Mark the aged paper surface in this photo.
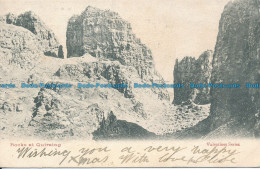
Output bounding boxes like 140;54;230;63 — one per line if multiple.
0;0;260;167
0;139;260;167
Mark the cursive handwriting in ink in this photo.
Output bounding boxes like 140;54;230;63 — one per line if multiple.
16;147;71;165
68;147;110;166
187;146;239;164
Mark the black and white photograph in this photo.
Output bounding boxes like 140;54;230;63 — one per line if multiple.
0;0;260;167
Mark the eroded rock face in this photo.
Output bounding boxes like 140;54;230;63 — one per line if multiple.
0;6;213;140
173;50;213;105
0;23;42;69
56;60;135;98
0;12;63;138
30;86;105;139
0;6;172;139
208;0;260;137
66;6;162;82
3;11;60;57
23;51;171;139
0;22;41;136
179;0;260;138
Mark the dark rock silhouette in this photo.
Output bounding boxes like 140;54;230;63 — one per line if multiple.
93;111;156;140
58;45;64;59
173;50;213;105
208;0;260;137
176;0;260;138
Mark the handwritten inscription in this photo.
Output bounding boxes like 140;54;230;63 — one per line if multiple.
68;147;110;166
17;147;71;165
14;144;240;166
188;146;239;164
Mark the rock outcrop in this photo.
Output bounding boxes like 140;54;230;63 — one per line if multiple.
66;6;161;82
208;0;260;137
2;11;60;57
30;86;105;139
178;0;260;138
58;45;64;59
0;11;63;139
0;7;174;139
173;50;213;105
28;53;172;139
0;23;43;69
0;6;216;140
28;5;173;138
93;111;156;140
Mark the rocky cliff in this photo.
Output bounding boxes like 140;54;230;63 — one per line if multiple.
0;23;43;69
177;0;260;138
25;6;174;139
28;53;173;139
0;6;213;140
209;0;260;137
66;6;161;82
0;11;64;139
2;11;60;57
173;50;213;105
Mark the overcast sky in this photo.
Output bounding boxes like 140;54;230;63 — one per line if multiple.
0;0;230;83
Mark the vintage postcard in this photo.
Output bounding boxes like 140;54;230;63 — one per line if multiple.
0;0;260;167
